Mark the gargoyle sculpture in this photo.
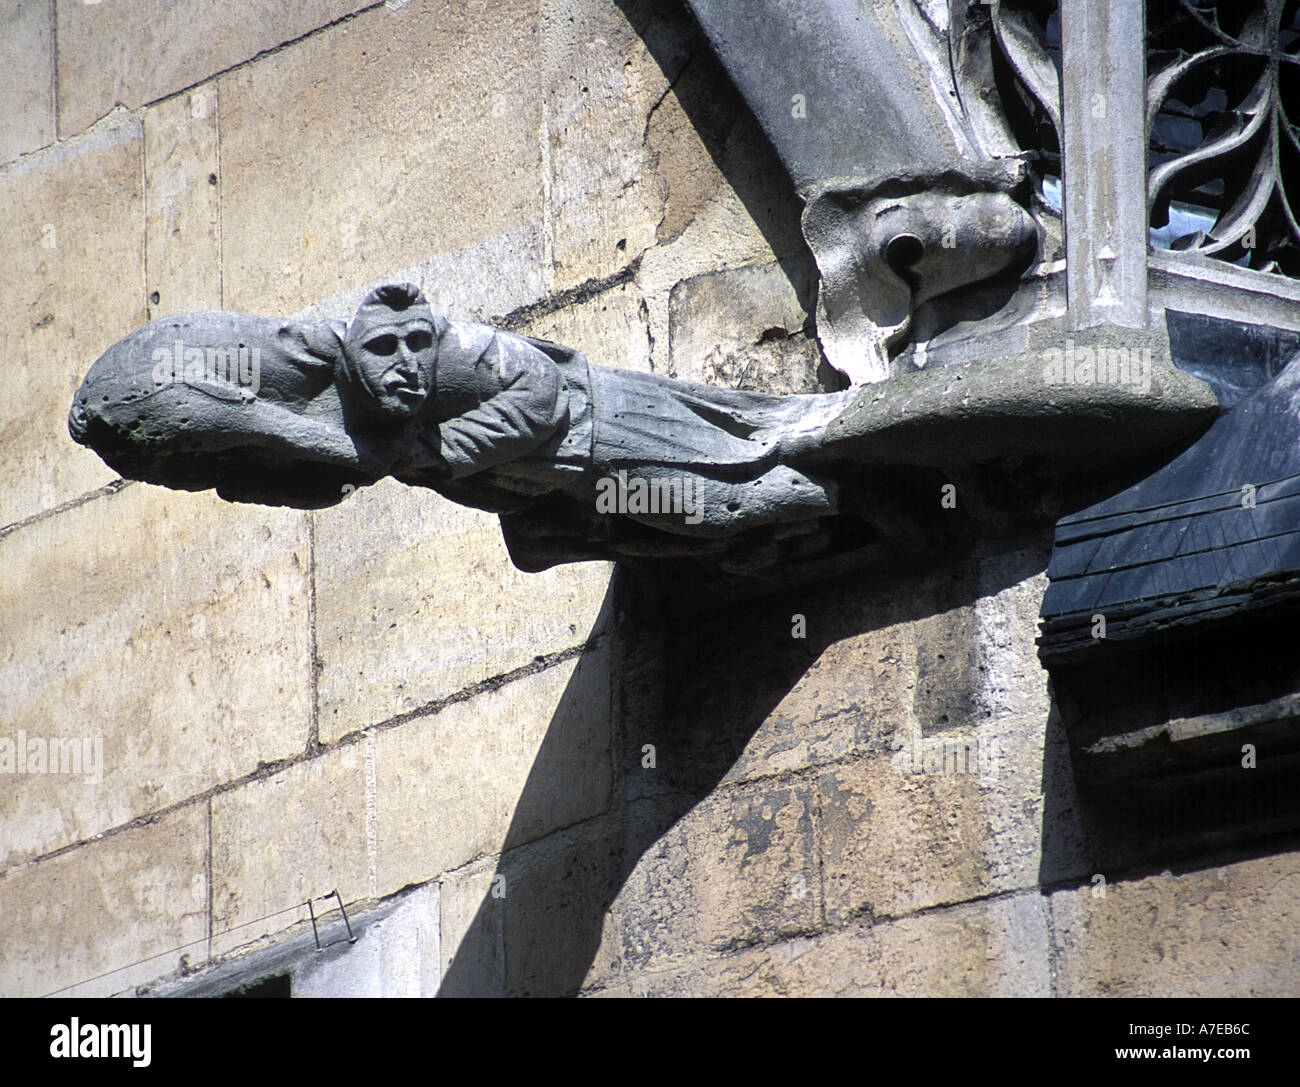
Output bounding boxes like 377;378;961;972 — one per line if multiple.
69;283;1220;577
69;284;855;572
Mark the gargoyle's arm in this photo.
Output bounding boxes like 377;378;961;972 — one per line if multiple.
435;331;568;479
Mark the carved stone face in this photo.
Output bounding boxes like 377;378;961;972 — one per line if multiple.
344;313;437;419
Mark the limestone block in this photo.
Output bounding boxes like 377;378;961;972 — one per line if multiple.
293;883;440;997
911;602;982;732
520;280;652;374
615;783;820;968
414;223;548;325
1051;851;1300;996
972;548;1052;722
724;623;911;783
0;483;311;868
55;0;375;135
144;89;221;316
627;892;1051;997
289;222;548;334
818;757;992;924
0;0;55;163
210;742;369;958
313;477;612;742
543;0;676;289
440;822;623;997
0;805;207;998
634;105;811;338
668;259;822;393
438;857;504;995
218;0;544;315
0;124;145;526
911;548;1052;732
373;645;613;889
642;49;738;249
817;706;1068;925
627;580;912;801
499;820;624;996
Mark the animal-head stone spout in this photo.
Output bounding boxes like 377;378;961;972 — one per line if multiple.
802;171;1040;385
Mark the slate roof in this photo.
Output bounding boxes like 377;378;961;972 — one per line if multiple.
1039;356;1300;660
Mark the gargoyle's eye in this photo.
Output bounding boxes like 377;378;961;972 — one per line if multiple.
364;334;398;356
406;330;433;353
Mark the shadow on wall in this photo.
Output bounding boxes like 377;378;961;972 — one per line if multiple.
612;0;816;277
441;544;1051;997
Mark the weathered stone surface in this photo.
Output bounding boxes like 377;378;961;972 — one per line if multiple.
584;978;635;997
439;822;625;997
547;0;798;300
636;627;909;802
819;756;991;924
414;223;548;325
621;891;1051;997
0;484;311;868
438;857;505;994
294;884;440;997
628;575;916;802
668;259;822;393
219;0;544;316
499;818;624;996
373;645;613;888
543;0;675;290
0;0;55;163
685;0;970;193
911;549;1052;732
1051;850;1300;997
144;90;221;316
635;108;812;364
642;48;749;249
0;805;207;998
615;784;820;968
820;328;1219;470
818;707;1071;923
735;628;910;779
0;124;145;526
518;280;652;374
972;549;1052;722
911;602;982;732
211;743;369;958
55;0;375;135
288;223;547;329
314;477;612;742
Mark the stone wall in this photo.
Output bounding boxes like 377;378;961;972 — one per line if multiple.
1;0;1297;998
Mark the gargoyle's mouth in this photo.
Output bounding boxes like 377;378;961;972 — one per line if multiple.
68;407;129;460
883;232;926;287
67;398;92;444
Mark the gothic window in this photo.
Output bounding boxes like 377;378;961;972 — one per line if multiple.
967;1;1300;278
